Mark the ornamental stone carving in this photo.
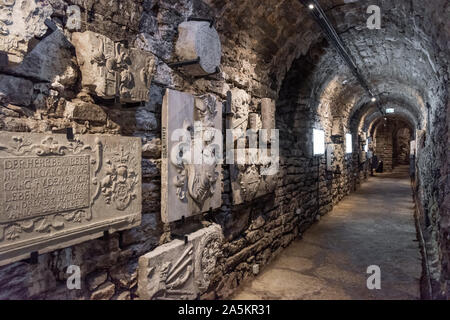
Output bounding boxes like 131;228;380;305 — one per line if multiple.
71;31;155;102
137;224;223;300
161;89;222;223
0;132;142;266
229;96;278;205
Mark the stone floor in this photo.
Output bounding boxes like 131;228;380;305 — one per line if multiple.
232;165;422;300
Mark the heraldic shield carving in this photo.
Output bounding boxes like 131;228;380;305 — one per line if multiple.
161;89;222;223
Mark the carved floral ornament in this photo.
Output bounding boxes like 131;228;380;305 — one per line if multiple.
0;133;141;263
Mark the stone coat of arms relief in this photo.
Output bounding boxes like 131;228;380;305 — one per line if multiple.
0;132;142;266
161;89;222;223
229;92;279;205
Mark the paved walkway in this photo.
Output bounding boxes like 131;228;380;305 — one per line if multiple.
232;166;422;300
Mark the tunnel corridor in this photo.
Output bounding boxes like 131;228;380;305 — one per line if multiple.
0;0;448;301
232;165;422;300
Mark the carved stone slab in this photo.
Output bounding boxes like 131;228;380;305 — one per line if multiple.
138;224;223;300
0;0;53;66
230;153;278;205
71;31;155;102
229;95;278;205
261;98;275;130
0;132;142;266
175;21;221;76
326;144;334;171
161;89;222;223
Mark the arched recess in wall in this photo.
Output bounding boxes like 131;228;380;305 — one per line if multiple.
369;115;414;171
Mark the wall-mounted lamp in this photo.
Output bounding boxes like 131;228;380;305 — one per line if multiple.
313;128;325;155
308;3;315;9
345;133;352;154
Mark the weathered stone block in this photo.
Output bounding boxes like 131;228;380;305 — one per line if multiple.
0;132;142;266
0;75;33;106
175;21;222;76
91;281;115;300
66;5;81;31
64;100;107;123
141;138;161;159
137;224;223;300
7;30;77;87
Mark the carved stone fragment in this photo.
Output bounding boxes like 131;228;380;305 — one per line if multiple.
229;95;278;205
64;100;107;123
0;132;142;266
137;224;223;300
260;98;275;144
175;21;221;76
66;5;81;31
161;89;222;223
332;117;344;137
71;31;155;102
0;0;53;66
326;144;334;171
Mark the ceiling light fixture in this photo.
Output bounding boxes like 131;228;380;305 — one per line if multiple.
308;4;315;9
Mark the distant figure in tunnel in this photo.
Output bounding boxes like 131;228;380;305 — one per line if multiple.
371;153;378;176
376;160;384;173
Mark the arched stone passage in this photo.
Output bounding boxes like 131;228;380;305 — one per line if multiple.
371;116;413;171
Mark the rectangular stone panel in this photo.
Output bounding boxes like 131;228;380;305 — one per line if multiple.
229;94;278;205
161;89;222;223
138;224;223;300
0;132;142;266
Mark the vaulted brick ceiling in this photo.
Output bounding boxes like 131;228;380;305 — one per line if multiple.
206;0;449;133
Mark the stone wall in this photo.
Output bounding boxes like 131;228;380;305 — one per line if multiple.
394;127;411;166
0;0;327;300
0;0;448;300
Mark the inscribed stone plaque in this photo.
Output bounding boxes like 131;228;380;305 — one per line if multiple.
161;89;222;223
0;132;142;266
138;224;223;300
